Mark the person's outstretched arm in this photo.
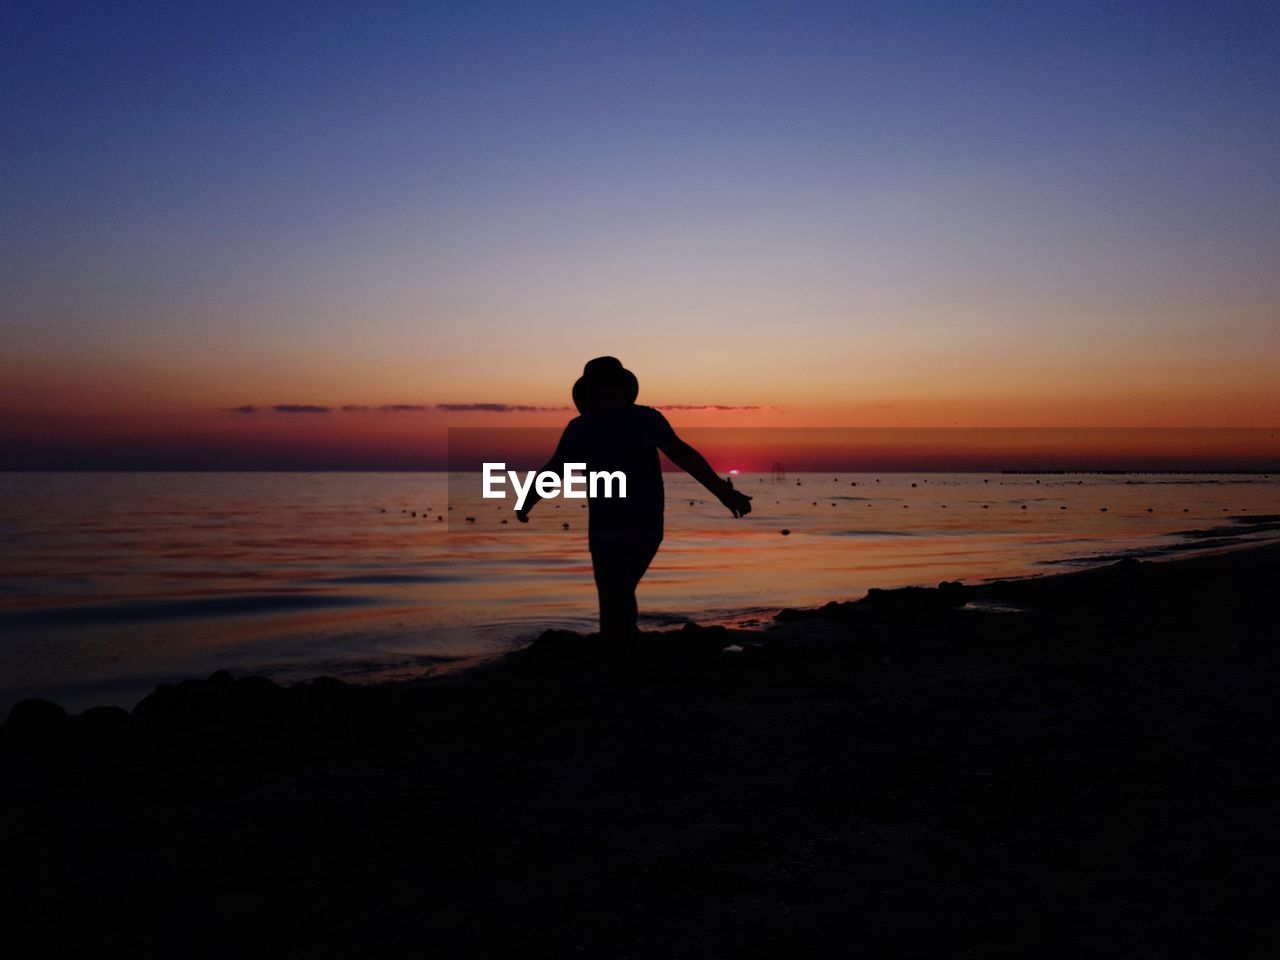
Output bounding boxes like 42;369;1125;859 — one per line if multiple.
515;423;575;522
656;422;753;518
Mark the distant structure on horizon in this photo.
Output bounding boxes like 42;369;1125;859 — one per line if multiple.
771;462;786;483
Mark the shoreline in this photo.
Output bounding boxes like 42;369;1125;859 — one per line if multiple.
4;540;1279;954
5;512;1277;717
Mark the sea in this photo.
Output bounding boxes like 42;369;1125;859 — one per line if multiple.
2;470;1277;714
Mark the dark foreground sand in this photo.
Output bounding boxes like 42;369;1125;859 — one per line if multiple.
4;541;1279;957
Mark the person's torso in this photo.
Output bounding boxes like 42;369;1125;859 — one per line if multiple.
563;406;666;543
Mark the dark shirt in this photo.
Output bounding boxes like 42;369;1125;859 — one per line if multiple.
547;404;676;550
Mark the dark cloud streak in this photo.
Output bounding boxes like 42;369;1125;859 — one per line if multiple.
224;401;762;415
657;404;769;411
435;403;570;413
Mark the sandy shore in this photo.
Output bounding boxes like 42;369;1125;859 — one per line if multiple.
4;540;1279;956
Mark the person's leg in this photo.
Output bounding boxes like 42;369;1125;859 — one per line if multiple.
618;538;660;644
592;541;658;643
592;550;629;642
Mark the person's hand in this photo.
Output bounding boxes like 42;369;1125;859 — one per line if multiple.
719;489;753;518
516;509;530;524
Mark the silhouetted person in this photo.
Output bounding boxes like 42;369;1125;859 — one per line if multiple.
518;357;752;644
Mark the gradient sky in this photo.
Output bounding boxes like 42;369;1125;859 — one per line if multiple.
2;1;1278;468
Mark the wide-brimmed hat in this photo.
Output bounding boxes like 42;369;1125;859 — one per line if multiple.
573;356;639;413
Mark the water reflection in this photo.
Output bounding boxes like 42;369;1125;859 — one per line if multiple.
0;471;1276;711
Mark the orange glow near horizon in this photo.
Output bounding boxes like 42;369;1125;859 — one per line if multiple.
4;358;1279;470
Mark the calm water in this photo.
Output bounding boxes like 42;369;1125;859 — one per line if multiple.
2;471;1277;713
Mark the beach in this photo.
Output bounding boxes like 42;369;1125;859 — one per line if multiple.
4;539;1278;956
